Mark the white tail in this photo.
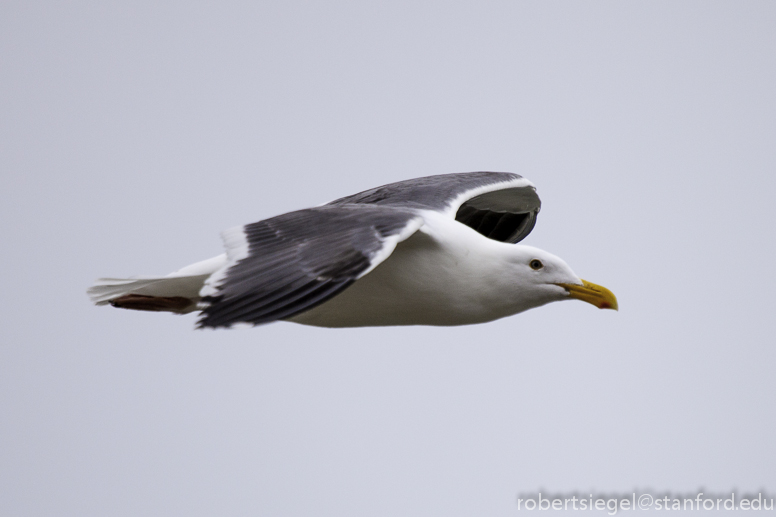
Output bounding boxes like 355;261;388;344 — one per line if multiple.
87;254;228;313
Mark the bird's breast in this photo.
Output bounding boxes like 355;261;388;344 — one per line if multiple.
288;218;518;327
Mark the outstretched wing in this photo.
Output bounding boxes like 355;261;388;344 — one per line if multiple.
328;171;541;243
197;205;423;329
199;172;539;328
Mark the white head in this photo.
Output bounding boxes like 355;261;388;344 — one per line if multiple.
501;244;618;314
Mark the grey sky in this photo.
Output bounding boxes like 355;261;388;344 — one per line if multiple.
1;1;774;515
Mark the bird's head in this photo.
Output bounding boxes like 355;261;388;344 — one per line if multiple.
506;245;618;311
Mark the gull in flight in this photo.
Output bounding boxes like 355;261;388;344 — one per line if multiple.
88;172;617;328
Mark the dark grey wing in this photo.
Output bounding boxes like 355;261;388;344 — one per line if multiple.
197;205;423;329
328;171;541;244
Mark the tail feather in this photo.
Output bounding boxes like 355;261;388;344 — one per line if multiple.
109;294;197;312
87;254;228;314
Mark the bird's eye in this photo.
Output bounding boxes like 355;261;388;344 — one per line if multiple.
530;259;544;270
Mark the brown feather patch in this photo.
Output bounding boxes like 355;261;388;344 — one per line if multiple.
110;294;194;313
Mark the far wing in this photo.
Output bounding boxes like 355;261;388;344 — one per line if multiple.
328;171;541;244
197;205;423;328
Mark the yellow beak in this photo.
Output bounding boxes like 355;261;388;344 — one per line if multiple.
557;279;618;310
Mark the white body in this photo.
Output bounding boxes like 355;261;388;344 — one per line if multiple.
89;211;578;327
89;211;575;327
290;211;568;327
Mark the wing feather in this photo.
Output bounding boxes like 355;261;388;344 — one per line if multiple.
328;171;541;243
197;205;422;328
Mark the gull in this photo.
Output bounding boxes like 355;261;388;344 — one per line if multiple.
88;172;617;328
